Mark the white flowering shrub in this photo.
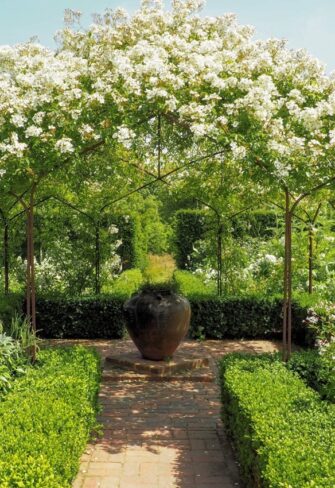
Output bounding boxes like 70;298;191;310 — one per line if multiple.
2;0;335;307
303;302;335;401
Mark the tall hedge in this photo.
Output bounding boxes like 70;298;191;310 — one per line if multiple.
114;215;147;269
174;209;207;269
231;209;278;239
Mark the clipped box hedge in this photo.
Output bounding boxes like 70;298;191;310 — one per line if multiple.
36;268;143;339
1;270;311;342
174;270;312;343
35;294;310;341
0;293;23;329
287;350;335;403
36;296;126;339
188;295;310;343
219;354;335;487
0;346;100;487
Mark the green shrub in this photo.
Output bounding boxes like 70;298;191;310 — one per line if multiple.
187;295;308;341
143;254;176;284
107;268;143;296
34;291;312;341
287;350;335;403
173;270;215;297
0;329;27;395
115;215;147;269
36;296;126;339
219;354;335;487
174;210;207;269
231;209;278;239
28;270;141;339
0;346;100;487
0;278;314;342
0;293;23;330
0;314;40;395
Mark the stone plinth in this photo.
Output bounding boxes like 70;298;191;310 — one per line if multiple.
104;351;209;377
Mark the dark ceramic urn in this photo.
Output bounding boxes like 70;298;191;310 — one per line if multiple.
123;288;191;361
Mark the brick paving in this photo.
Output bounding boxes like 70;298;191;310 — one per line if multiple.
46;339;282;488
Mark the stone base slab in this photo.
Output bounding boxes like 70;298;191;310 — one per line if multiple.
102;369;214;382
105;350;210;377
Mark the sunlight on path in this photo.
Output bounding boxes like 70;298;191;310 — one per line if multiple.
69;339;283;488
73;381;239;488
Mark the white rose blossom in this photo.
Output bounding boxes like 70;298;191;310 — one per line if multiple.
55;137;75;154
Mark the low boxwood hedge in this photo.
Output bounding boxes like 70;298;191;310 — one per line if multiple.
32;294;310;342
287;350;335;403
174;271;312;343
188;295;310;343
0;346;101;487
36;296;126;339
36;269;144;339
0;274;312;342
219;354;335;487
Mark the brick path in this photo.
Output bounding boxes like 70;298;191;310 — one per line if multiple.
59;339;282;488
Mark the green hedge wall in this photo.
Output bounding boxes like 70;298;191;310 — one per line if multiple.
33;294;311;343
0;293;23;330
231;209;278;239
187;295;310;344
174;209;207;269
287;350;335;403
0;346;100;487
114;215;147;269
36;296;125;339
0;276;311;343
219;354;335;487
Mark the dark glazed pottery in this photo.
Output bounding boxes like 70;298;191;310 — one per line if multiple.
123;288;191;360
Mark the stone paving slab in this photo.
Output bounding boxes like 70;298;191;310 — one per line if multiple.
102;365;215;383
44;339;282;488
105;350;209;376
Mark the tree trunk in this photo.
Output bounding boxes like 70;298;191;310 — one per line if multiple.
283;190;292;361
287;207;292;359
26;208;31;323
3;222;9;294
217;227;222;296
26;192;36;362
308;228;313;294
95;225;101;295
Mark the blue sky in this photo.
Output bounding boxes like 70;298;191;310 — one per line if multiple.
1;0;334;71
